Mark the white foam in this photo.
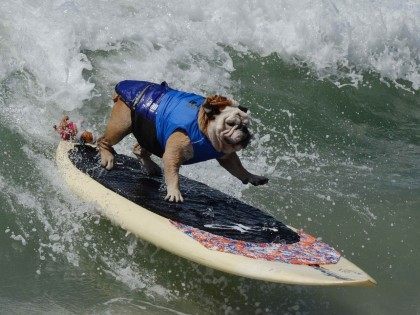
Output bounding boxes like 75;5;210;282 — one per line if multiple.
0;0;418;117
101;257;174;300
10;233;27;246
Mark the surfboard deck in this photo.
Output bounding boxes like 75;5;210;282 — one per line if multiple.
56;141;376;286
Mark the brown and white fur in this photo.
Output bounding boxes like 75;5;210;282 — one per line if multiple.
98;94;268;202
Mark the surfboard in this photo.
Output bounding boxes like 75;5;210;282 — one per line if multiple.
56;141;376;286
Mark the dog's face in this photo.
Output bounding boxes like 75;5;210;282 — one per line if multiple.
199;96;251;154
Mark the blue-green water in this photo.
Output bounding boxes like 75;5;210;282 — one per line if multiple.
1;1;419;314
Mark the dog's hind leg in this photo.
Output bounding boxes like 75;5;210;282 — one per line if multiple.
98;98;132;170
132;143;161;175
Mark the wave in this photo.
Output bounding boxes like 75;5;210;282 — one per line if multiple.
0;0;418;114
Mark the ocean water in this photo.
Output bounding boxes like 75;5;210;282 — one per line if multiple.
0;0;419;314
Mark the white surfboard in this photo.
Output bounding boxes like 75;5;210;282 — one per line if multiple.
56;141;376;286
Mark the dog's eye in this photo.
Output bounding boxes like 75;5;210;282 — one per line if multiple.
226;121;235;127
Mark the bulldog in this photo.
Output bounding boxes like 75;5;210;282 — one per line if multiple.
98;80;268;202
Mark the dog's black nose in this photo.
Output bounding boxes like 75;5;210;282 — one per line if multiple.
238;124;248;132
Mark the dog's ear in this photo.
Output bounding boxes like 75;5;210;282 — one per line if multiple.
203;95;233;117
238;105;248;113
202;103;220;117
207;95;233;107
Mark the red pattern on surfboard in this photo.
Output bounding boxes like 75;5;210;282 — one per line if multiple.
171;221;341;265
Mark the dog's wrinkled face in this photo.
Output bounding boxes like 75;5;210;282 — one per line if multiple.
215;106;251;151
200;95;252;154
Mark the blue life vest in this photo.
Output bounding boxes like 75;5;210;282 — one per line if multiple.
115;80;224;164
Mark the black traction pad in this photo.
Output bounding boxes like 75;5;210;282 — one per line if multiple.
69;145;299;244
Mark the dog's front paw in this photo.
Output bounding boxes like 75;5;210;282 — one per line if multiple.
165;188;184;203
244;174;269;186
100;150;115;170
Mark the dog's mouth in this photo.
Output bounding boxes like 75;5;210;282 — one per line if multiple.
222;124;252;148
239;129;251;148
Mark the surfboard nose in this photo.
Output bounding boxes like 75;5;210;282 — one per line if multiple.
365;278;377;287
